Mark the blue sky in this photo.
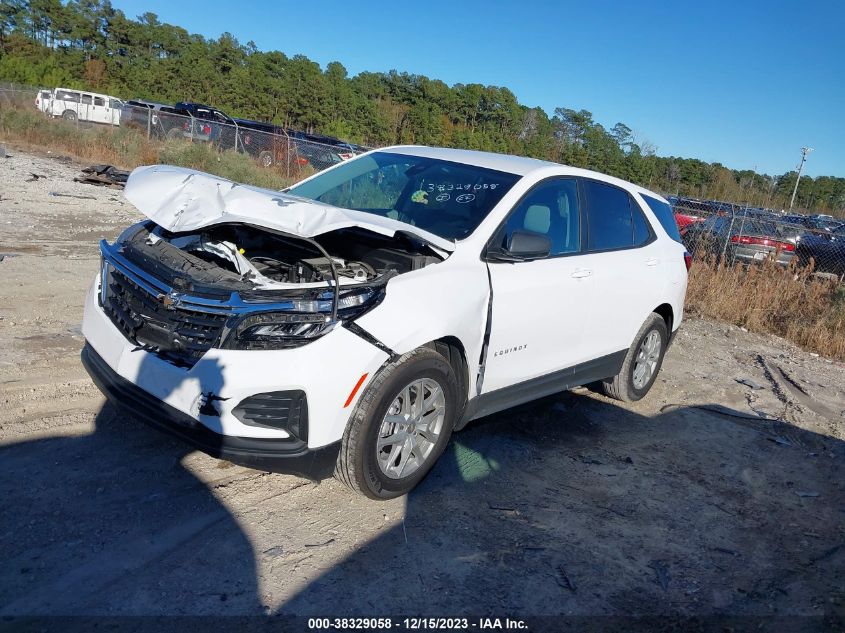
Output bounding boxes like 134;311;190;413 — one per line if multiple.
110;0;845;177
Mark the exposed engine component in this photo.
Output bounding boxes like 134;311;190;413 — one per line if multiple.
118;221;442;295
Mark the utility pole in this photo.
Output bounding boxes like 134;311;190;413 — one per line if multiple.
788;147;813;211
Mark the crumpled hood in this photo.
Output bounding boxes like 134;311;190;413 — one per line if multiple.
123;165;455;252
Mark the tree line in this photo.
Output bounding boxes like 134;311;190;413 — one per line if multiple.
1;0;843;216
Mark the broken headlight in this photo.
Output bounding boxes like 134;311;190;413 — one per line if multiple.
225;286;384;350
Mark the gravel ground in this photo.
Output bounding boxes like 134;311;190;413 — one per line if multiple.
0;150;843;623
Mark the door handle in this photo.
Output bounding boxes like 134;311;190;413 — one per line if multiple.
645;258;659;267
570;268;593;279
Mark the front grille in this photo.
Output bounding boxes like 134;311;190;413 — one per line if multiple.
232;391;308;440
103;267;229;367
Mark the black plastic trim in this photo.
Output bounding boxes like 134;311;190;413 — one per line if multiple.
343;321;398;361
81;344;338;479
461;349;627;423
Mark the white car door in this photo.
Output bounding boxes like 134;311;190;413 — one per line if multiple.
78;93;93;122
481;178;595;394
577;178;667;359
92;96;109;124
109;99;123;125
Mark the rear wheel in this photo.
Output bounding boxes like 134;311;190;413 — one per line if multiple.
62;110;77;122
335;347;457;499
601;313;668;402
166;127;183;140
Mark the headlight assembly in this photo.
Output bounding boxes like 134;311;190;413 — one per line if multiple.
224;286;385;350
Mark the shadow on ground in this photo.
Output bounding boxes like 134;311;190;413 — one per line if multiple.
1;385;843;620
283;391;845;618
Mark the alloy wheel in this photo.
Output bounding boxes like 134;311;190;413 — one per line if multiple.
632;330;661;389
376;378;446;479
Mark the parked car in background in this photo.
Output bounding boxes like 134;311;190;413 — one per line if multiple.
120;100;189;139
118;97;367;169
796;223;845;278
81;147;688;498
682;215;795;266
173;102;238;145
783;214;842;233
43;88;123;125
673;210;704;232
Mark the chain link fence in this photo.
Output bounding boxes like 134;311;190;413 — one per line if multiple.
671;196;845;282
3;85;844;281
0;85;367;176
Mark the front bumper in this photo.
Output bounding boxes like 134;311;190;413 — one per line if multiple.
82;343;340;479
82;264;389;449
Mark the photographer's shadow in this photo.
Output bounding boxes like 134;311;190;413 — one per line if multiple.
0;352;261;615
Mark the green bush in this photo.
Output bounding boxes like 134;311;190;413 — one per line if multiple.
157;141;295;190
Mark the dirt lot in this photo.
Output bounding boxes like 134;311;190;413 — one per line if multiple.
1;150;844;623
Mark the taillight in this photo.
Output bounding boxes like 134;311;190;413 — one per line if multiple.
202;124;211;134
297;157;309;165
730;235;795;252
683;251;692;272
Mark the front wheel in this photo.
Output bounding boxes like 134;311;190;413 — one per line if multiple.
258;151;274;168
335;347;457;499
601;313;668;402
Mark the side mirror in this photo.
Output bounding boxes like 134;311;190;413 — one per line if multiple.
503;230;552;260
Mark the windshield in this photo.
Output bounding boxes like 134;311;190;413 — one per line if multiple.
287;151;520;240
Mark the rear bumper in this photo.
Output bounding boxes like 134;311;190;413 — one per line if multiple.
81;343;340;479
731;245;794;266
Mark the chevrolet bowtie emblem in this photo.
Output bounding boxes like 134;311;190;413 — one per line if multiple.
158;291;182;310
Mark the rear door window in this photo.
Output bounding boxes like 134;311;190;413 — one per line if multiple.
80;94;92;105
582;179;635;251
641;194;683;243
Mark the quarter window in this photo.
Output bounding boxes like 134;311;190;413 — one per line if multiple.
641;194;683;243
94;97;105;106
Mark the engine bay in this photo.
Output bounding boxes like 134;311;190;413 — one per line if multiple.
119;221;443;295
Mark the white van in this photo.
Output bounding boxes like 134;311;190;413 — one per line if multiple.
44;88;123;126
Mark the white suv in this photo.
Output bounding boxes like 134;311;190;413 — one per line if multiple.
81;146;689;499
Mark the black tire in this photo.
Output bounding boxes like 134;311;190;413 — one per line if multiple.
62;110;77;122
601;313;668;402
258;151;274;168
335;347;457;500
166;127;183;140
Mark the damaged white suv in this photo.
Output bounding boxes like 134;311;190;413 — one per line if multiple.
82;146;688;499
